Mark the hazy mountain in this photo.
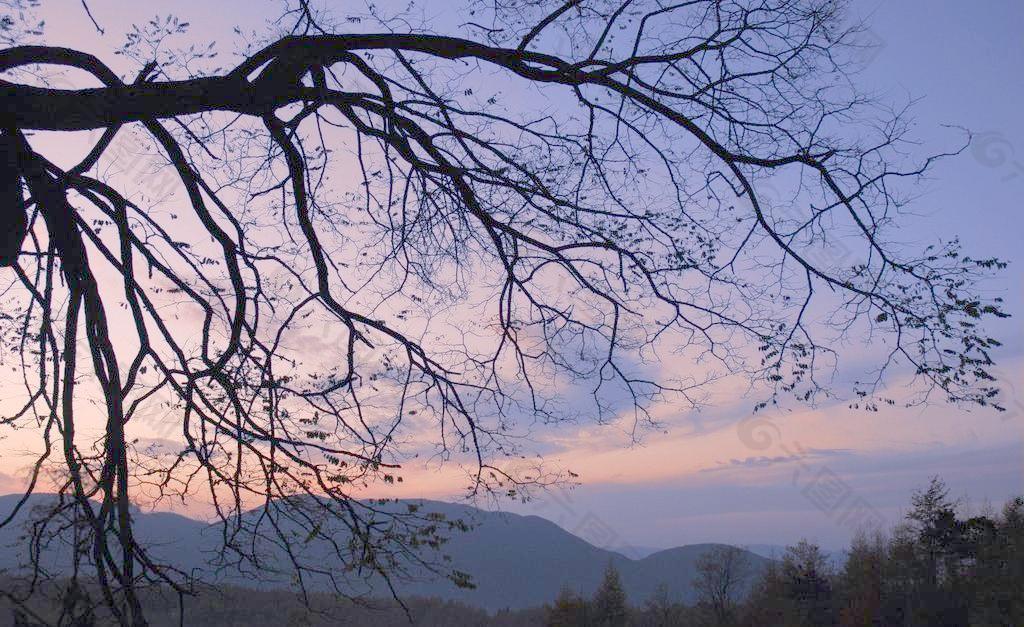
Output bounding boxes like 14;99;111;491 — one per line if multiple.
613;545;667;559
0;494;770;611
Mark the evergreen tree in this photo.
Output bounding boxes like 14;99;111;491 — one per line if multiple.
836;531;884;626
547;584;587;627
904;477;968;624
739;559;788;627
745;482;1024;627
907;476;958;586
592;562;628;627
780;540;834;626
967;496;1024;626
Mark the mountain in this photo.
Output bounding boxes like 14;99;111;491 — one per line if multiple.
0;493;209;575
613;545;668;559
0;494;770;611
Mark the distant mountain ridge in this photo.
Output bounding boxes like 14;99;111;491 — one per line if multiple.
0;494;770;611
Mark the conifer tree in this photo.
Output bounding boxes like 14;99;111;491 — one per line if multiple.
592;562;628;627
547;584;587;627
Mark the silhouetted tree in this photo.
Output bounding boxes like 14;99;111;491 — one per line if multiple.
900;477;970;624
0;1;1010;624
741;540;833;626
976;496;1024;624
781;541;834;626
58;581;96;627
546;584;587;627
829;481;1024;626
907;477;958;586
836;531;884;627
592;563;627;627
740;559;788;626
693;545;752;626
642;583;675;627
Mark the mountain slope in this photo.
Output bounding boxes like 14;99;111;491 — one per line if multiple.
0;494;769;611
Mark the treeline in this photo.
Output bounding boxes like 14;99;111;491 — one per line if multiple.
740;478;1024;627
2;584;546;627
4;478;1021;626
547;477;1024;627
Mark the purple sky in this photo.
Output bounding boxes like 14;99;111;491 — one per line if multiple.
2;0;1021;553
504;0;1024;551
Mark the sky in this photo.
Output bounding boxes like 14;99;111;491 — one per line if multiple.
497;0;1024;552
499;0;1024;552
0;0;1021;554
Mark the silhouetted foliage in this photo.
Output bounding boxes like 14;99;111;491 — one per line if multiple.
546;585;588;627
641;584;677;627
0;0;1010;624
737;482;1024;627
692;545;751;626
592;563;628;627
